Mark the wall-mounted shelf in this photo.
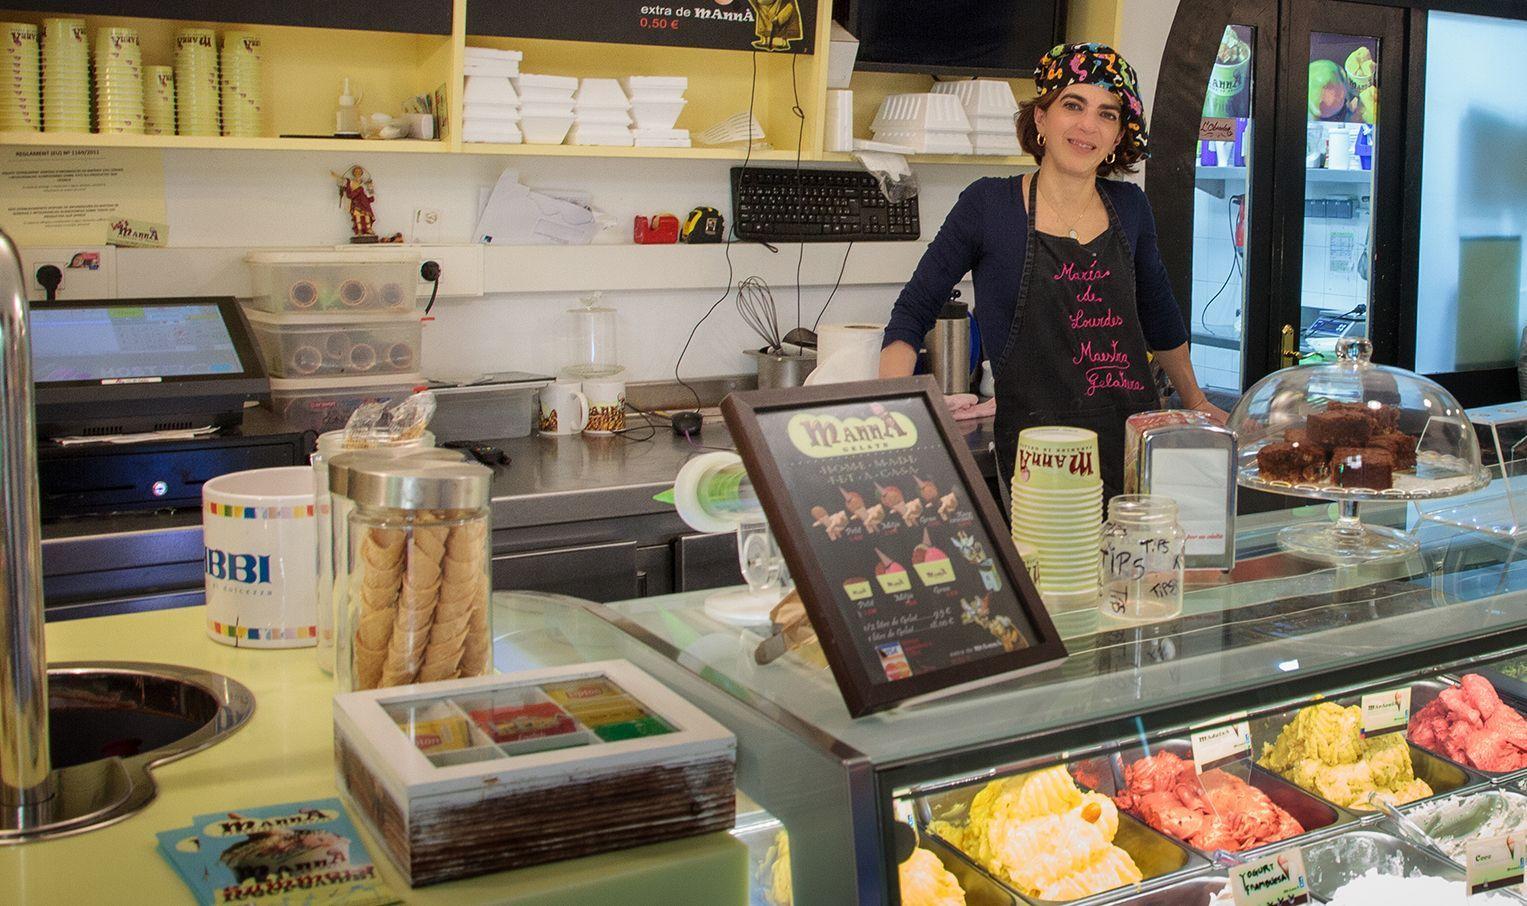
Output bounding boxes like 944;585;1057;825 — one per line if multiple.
0;130;452;153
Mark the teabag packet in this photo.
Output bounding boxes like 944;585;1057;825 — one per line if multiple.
341;391;435;449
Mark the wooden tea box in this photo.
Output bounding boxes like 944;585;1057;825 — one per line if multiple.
333;659;736;886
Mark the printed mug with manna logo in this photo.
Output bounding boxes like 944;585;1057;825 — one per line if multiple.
201;466;318;648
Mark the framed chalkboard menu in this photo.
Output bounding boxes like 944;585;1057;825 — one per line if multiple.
467;0;815;54
722;377;1067;717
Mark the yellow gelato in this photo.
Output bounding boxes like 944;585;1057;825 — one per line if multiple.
928;765;1143;900
1258;702;1433;810
899;847;967;906
761;830;792;906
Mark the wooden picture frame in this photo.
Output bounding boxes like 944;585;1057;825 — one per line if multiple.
722;376;1067;717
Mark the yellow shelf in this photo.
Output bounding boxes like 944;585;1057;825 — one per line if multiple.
819;150;1035;167
459;142;801;160
0;130;452;153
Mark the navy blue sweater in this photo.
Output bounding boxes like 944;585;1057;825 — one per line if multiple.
883;176;1189;360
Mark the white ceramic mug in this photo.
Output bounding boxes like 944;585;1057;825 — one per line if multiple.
202;466;318;649
538;381;590;436
583;376;627;435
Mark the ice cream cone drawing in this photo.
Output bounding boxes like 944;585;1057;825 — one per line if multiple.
860;503;886;533
811;505;848;541
938;491;959;521
841;487;866;516
916;476;939;505
874;547;911;593
911;528;955;585
877;482;904;511
898;498;923;526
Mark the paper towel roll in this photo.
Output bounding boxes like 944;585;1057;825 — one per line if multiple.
807;323;884;385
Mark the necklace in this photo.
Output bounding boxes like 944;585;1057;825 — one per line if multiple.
1035;173;1097;240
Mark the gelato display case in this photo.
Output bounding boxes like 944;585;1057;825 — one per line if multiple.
514;504;1527;904
1228;337;1489;563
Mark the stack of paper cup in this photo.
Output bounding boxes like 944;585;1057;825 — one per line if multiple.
219;32;261;137
1010;426;1104;631
41;17;89;133
94;27;144;134
174;27;218;136
1;22;41;132
144;65;174;135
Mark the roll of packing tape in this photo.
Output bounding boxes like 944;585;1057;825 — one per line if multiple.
379;282;406;309
386;342;414;371
347;342;377;372
290;345;322;375
338;279;369;307
288;280;319;309
808;323;884;385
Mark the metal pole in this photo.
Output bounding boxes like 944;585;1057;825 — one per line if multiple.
0;227;52;813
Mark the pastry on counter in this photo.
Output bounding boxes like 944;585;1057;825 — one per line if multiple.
898;847;967;906
1408;674;1527;772
1258;702;1432;810
1112;751;1304;852
927;765;1142;901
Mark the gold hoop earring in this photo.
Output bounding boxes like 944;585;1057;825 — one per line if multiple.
1038;133;1046;147
1106;152;1116;164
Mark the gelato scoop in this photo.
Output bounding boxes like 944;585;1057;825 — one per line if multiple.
1323;868;1516;905
928;765;1142;901
1405;791;1527;862
1113;751;1304;852
1258;703;1433;810
1409;674;1527;772
899;847;967;906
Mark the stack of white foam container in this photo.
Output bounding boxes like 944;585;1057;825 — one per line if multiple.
870;92;972;155
623;76;690;148
932;79;1021;156
568;78;632;146
515;73;576;144
462;48;523;144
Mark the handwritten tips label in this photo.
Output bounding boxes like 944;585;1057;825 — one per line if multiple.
1230;849;1311;906
1360;686;1412;736
1466;834;1527;895
1191;720;1253;773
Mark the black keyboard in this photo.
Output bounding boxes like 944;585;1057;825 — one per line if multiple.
730;167;920;242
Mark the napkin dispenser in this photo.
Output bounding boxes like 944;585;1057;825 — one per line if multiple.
1125;410;1237;570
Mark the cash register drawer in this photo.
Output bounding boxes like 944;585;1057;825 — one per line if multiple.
38;439;303;518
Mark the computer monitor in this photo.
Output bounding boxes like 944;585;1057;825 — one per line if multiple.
30;296;268;437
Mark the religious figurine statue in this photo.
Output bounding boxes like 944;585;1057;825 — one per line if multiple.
333;164;378;242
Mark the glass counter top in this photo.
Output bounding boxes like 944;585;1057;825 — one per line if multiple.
581;504;1527;771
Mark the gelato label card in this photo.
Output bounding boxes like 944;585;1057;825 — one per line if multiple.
1465;833;1527;895
1229;849;1312;906
1360;686;1412;736
1191;719;1253;773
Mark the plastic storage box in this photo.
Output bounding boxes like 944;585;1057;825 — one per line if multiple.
426;374;551;442
267;373;423;433
245;250;420;314
243;307;423;378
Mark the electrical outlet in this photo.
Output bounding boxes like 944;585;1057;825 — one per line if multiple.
20;246;115;300
413;244;482;298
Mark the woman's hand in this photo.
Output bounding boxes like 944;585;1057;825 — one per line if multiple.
1185;396;1230;425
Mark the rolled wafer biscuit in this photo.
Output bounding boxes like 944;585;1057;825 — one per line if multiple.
380;524;449;686
459;583;491;676
417;522;486;681
352;527;405;689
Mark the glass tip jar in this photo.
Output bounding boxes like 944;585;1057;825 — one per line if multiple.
1098;494;1186;624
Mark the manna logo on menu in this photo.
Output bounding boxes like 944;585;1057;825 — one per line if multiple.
788;411;918;457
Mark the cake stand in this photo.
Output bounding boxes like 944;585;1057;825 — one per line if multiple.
1229;338;1491;565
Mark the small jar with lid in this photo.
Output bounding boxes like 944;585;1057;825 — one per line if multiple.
313;429;435;674
1098;494;1186;624
335;452;494;692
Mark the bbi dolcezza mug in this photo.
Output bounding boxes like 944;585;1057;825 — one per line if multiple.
202;466;318;648
538;381;590;436
583;375;627;435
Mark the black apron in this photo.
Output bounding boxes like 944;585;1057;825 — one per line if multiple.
993;175;1161;498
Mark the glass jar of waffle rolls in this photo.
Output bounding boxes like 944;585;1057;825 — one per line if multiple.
337;454;494;691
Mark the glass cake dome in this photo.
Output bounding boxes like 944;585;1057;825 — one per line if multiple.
1227;338;1489;562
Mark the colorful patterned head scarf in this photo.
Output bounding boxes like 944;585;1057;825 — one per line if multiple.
1034;42;1150;159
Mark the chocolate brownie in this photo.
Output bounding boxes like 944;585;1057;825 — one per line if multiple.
1307;408;1373;447
1331;446;1394;489
1258;441;1327;483
1328;400;1400;431
1369;431;1418;471
1284;427;1328;455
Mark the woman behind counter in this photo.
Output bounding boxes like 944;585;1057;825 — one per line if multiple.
880;43;1228;496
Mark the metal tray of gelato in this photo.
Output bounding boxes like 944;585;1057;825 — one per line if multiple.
1071;739;1359;862
1106;874;1231;905
1249;697;1486;813
914;766;1209;906
1300;827;1526;903
1407;676;1527;780
1398;787;1527;866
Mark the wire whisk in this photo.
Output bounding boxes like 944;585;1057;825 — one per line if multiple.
736;275;784;353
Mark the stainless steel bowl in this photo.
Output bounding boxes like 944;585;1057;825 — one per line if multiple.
746;347;817;389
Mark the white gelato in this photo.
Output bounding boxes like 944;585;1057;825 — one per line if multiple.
1324;869;1517;905
1406;792;1527;862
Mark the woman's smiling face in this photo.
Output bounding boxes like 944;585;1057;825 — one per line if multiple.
1035;84;1124;175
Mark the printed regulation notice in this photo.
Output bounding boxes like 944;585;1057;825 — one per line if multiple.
0;147;166;245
